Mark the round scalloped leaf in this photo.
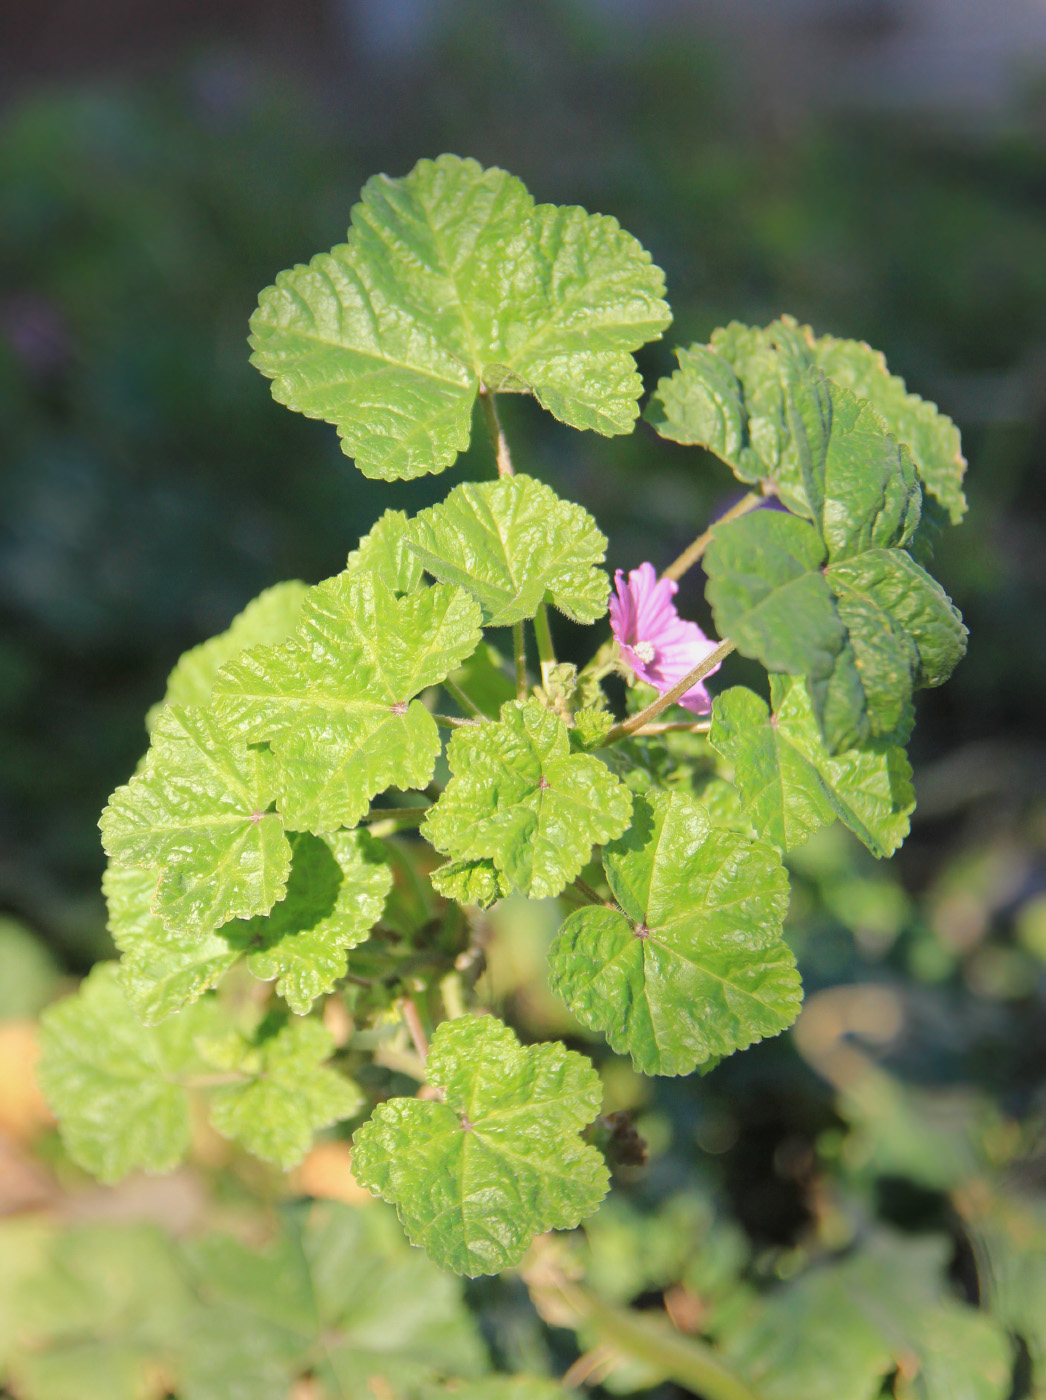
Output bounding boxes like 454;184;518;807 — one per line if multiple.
710;678;914;858
548;791;799;1076
407;475;609;627
212;573;482;832
100;706;292;935
249;155;671;479
351;1015;608;1276
421;698;633;899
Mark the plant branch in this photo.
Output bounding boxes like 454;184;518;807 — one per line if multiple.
360;806;430;837
629;719;713;736
514;621;528;699
662;491;764;582
443;676;488;720
602;639;735;744
479;385;514;477
572;876;607;906
432;713;480;729
398;996;429;1064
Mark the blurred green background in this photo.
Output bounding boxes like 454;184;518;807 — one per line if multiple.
3;0;1046;1292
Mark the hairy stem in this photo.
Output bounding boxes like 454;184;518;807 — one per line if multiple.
443;676;488;720
629;719;713;736
399;996;429;1064
572;876;608;906
433;713;480;729
514;620;528;699
662;491;764;582
603;639;735;743
479;385;514;477
534;601;557;688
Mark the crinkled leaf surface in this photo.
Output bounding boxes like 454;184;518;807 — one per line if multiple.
237;829;391;1013
212;573;482;831
422;698;632;898
182;1202;487;1400
250;154;671;480
710;678;914;857
430;857;509;909
649;315;965;522
548;791;798;1076
37;963;221;1182
407;475;609;626
106;865;243;1025
108;832;392;1022
148;581;309;728
100;706;291;934
346;509;424;593
352;1015;609;1276
703;381;965;751
203;1017;362;1169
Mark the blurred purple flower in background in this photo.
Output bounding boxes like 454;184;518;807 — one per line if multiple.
609;563;723;713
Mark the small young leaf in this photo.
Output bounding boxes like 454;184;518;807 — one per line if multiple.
548;791;798;1076
37;963;221;1182
407;475;609;626
429;857;509;909
422;698;632;899
710;678;914;858
106;865;243;1025
240;829;392;1013
346;510;424;594
212;573;482;831
100;706;291;934
351;1015;609;1276
149;580;309;727
203;1018;362;1169
250;155;671;480
571;706;615;750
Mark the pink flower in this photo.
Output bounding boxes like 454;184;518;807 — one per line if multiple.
609;563;723;714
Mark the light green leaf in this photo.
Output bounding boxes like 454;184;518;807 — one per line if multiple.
548;791;798;1076
250;155;670;479
352;1015;609;1276
148;580;309;729
212;573;482;831
896;1303;1011;1400
0;917;60;1021
571;705;615;750
407;475;609;626
346;509;424;593
37;963;221;1182
106;865;243;1025
812;330;966;523
239;829;391;1013
203;1017;362;1169
182;1201;487;1400
422;698;632;899
710;678;914;858
430;857;509;909
100;705;292;934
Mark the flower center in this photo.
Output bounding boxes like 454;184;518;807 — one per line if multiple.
633;639;656;665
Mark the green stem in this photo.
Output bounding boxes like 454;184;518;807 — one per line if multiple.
534;601;557;688
514;621;528;699
443;676;488;720
578;1290;761;1400
478;385;514;477
360;806;431;837
603;639;735;744
433;713;480;729
662;491;765;582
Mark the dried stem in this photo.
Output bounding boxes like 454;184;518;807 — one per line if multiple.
478;385;514;477
399;996;429;1064
603;639;735;744
662;490;764;582
629;719;712;736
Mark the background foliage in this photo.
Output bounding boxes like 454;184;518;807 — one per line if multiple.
2;3;1045;1397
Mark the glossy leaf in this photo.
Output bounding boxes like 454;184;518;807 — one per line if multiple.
351;1015;609;1275
407;475;609;626
36;963;221;1182
100;705;291;934
250;155;670;479
430;857;509;909
710;678;914;857
212;573;482;831
548;791;798;1076
422;698;632;898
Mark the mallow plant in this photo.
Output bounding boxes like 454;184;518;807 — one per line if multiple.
39;155;967;1280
